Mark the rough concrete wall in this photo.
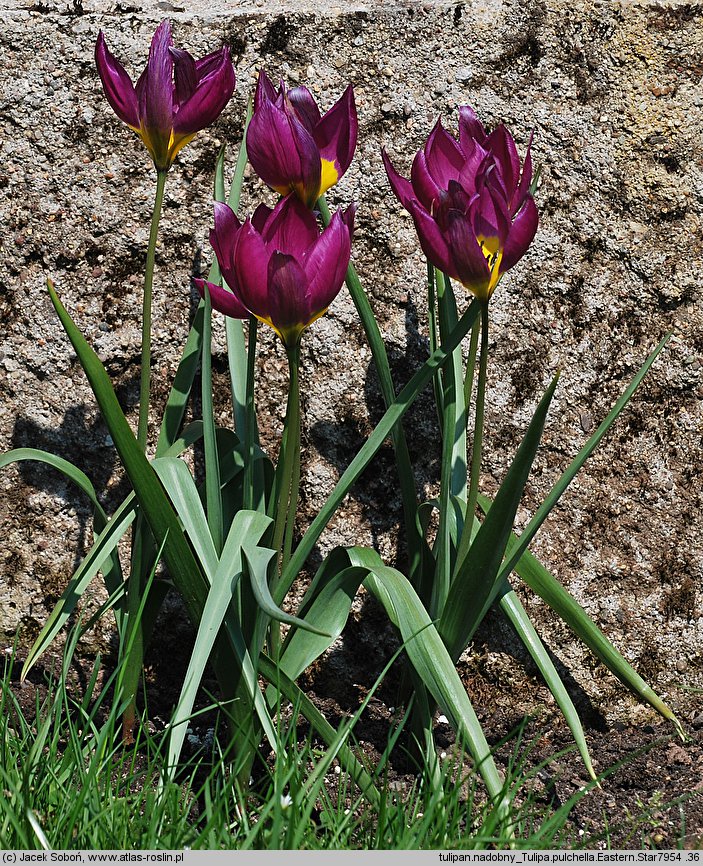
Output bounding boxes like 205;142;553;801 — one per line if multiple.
1;0;701;726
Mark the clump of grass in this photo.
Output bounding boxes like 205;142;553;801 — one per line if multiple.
0;628;593;850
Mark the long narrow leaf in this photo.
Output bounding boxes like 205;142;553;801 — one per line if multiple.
498;586;597;781
441;375;559;660
243;547;329;637
494;520;683;735
279;300;481;605
166;510;272;774
224;99;254;439
0;447;123;604
496;334;671;585
18;424;208;681
152;457;218;578
155;303;205;457
47;280;211;634
21;493;136;680
345;547;507;812
318;195;423;585
279;564;367;680
432;271;467;617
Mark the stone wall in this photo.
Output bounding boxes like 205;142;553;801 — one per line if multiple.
1;0;701;727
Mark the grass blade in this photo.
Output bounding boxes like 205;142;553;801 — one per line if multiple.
258;653;381;809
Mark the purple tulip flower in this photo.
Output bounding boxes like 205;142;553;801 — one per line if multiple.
204;194;355;349
95;20;235;172
383;106;538;303
246;70;358;208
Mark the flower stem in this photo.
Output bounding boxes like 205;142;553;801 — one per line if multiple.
282;352;301;573
243;316;258;512
271;343;301;576
201;285;223;554
137;169;167;452
455;303;489;575
121;168;166;740
268;343;301;658
463;317;481;410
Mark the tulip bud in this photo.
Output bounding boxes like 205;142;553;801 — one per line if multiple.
95;20;235;171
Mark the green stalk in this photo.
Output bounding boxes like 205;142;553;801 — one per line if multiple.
243;316;258;512
427;261;443;424
454;303;489;574
267;344;301;659
201;286;223;554
463;318;480;410
137;169;167;452
122;168;166;738
282;352;301;573
271;344;301;580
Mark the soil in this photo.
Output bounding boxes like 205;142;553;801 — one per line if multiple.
8;611;703;849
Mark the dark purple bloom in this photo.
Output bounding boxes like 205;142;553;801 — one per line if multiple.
246;70;358;208
383;106;538;303
95;20;235;171
206;195;355;349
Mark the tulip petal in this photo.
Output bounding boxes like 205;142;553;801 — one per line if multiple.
141;20;174;160
194;278;249;319
488;125;521;196
513;131;534;212
195;48;228;77
287;85;322;132
170;46;198;107
232;221;272;321
314;85;358;177
251;202;274;234
268;252;309;341
500;196;538;273
407;201;454;278
95;32;139;129
457;140;490;196
382;149;415;209
446;211;492;296
173;48;234;134
458;105;488;148
262;195;320;257
210;201;241;273
472;182;511;248
254;68;277;111
410;150;442;211
425;119;465;188
341;201;357;235
247;100;321;205
302;209;352;315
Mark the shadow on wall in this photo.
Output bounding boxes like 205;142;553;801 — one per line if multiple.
308;291;439;568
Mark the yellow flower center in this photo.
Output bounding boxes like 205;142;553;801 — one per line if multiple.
319;158;340;197
477;234;504;301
